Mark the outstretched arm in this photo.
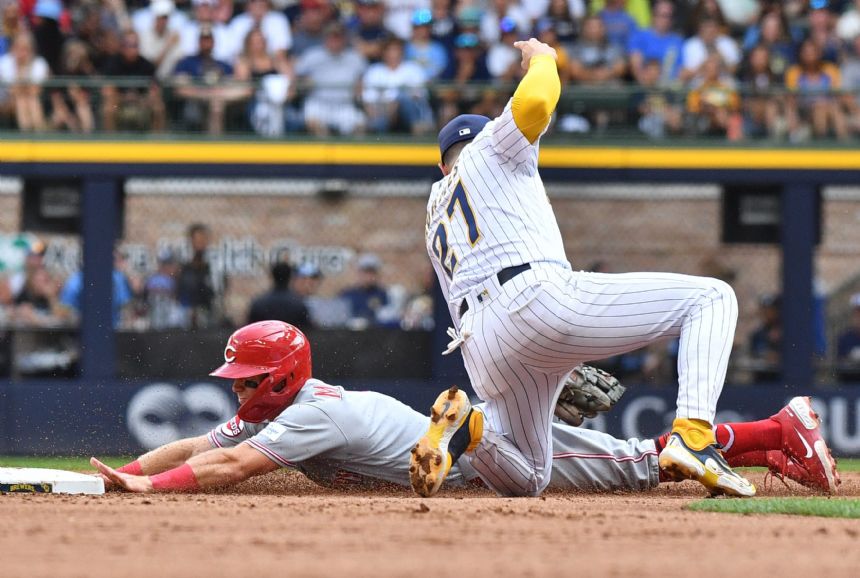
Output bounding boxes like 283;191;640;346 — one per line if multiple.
115;434;213;477
510;38;562;143
92;443;279;493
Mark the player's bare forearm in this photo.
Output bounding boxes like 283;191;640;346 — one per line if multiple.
511;39;561;143
91;444;278;493
182;444;278;488
135;435;212;475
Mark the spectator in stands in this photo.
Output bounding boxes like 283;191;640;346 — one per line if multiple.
682;0;730;37
247;261;310;328
597;0;638;48
139;0;184;80
13;266;69;327
405;9;448;80
227;0;291;63
631;59;682;138
8;241;46;299
480;0;530;46
437;32;490;123
295;22;367;136
593;0;651;28
31;0;63;74
349;0;389;63
132;0;185;40
807;1;841;65
840;34;860;135
173;24;248;135
743;10;797;82
339;253;389;327
292;262;323;301
0;2;23;58
101;30;166;132
235;27;297;136
60;249;133;328
534;18;571;82
362;35;434;134
145;248;186;330
685;53;741;138
400;265;434;331
385;0;426;40
680;16;740;83
0;32;49;132
742;5;798;59
712;0;759;34
76;3;122;72
739;44;784;139
628;0;683;84
290;0;333;55
428;0;456;49
487;17;523;82
785;39;848;141
176;223;220;329
749;293;782;373
543;0;584;46
180;0;234;65
837;293;860;363
837;0;860;41
0;274;11;326
48;40;96;133
569;15;626;85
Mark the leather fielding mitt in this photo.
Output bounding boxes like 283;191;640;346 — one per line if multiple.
554;365;626;427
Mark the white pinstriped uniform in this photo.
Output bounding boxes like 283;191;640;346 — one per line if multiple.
426;102;739;496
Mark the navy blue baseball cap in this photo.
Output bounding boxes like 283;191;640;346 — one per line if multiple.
438;114;491;160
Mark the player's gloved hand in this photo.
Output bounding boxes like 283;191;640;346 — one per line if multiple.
90;458;154;493
513;38;558;70
554;365;626;427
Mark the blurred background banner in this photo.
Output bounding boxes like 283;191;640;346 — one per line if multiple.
3;0;860;456
2;382;859;456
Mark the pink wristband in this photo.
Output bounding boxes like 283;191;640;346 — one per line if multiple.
116;460;143;476
150;464;200;491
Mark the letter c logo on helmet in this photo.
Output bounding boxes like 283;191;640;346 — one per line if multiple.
224;344;237;363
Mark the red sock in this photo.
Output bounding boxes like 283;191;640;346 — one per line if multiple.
726;450;768;468
714;419;782;459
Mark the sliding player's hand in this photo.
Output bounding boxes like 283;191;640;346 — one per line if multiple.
90;457;154;493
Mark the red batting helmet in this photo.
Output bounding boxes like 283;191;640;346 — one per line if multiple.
209;320;312;423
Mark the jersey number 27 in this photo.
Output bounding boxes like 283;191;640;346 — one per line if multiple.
432;180;481;279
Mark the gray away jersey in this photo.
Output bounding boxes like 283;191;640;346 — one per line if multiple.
208;378;659;491
208;379;433;486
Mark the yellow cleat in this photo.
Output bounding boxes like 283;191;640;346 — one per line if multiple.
409;386;475;497
659;433;756;497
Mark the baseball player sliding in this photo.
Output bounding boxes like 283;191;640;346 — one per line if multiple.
91;322;839;495
416;37;757;498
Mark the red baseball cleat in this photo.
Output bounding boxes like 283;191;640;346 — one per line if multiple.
769;397;840;494
763;450;840;494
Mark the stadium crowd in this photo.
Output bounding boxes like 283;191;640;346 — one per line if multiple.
1;0;860;139
0;226;434;334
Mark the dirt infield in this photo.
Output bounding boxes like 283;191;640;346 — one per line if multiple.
2;470;858;578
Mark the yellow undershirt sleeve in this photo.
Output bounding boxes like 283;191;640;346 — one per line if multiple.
510;54;562;144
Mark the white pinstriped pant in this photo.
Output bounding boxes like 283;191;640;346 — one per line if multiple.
456;262;738;496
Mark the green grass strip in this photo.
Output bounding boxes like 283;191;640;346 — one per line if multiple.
0;456;132;471
689;497;860;519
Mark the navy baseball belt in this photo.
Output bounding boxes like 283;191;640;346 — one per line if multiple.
458;263;532;317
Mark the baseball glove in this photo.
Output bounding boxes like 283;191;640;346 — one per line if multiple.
554;365;626;427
